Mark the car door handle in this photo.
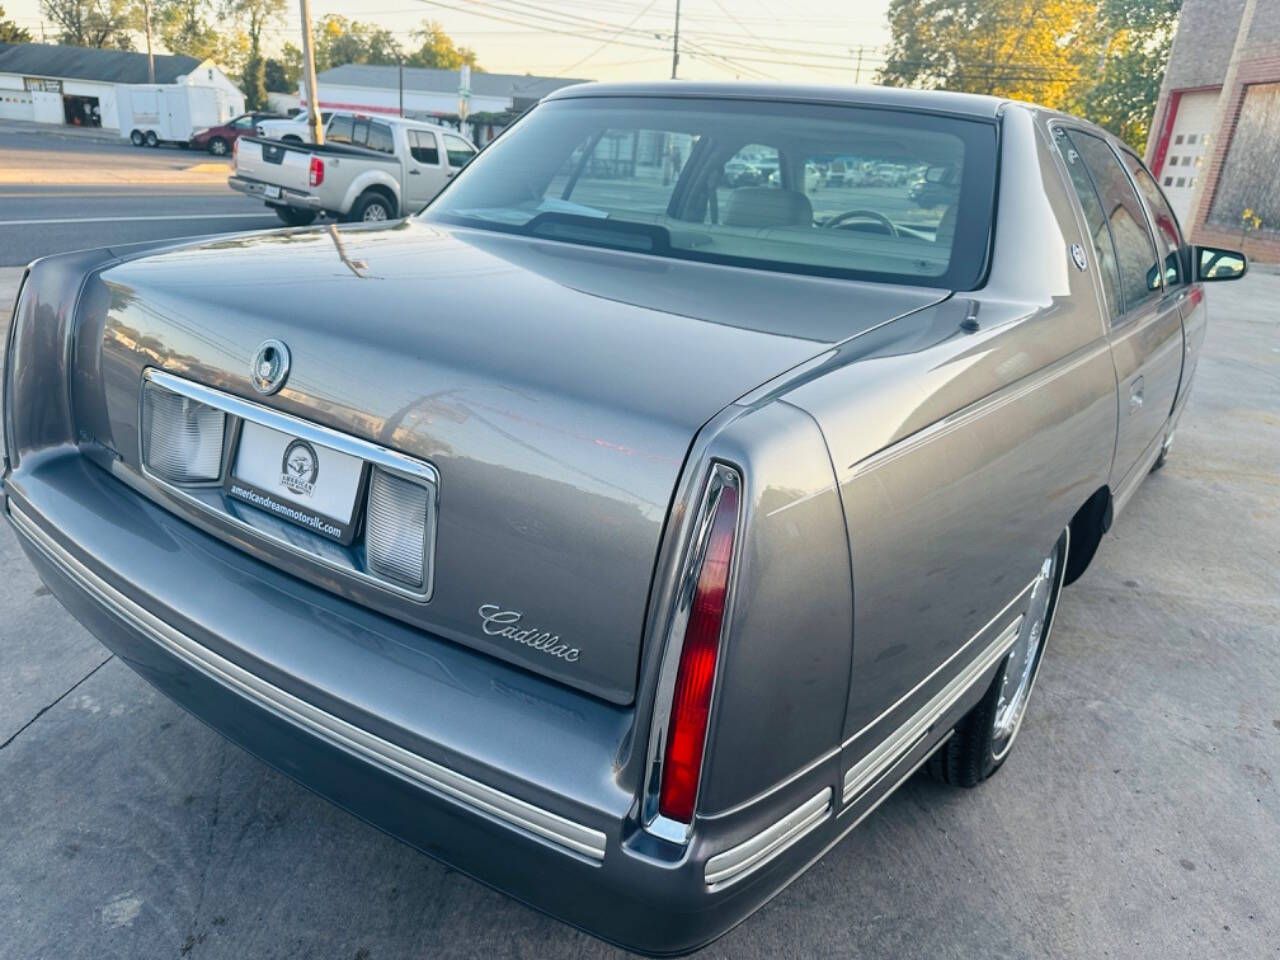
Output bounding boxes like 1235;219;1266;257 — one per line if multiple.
1128;376;1144;413
408;169;420;175
445;171;457;179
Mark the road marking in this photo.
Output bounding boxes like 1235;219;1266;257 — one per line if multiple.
0;213;276;226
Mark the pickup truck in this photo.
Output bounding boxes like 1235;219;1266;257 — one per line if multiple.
255;109;340;143
229;114;478;226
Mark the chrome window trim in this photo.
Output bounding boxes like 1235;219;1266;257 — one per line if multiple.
704;787;832;889
641;461;743;844
8;500;606;863
843;613;1024;805
138;368;439;603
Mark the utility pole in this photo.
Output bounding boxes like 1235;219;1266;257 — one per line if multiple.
143;0;155;85
298;0;324;144
398;59;404;117
671;0;681;80
851;45;864;84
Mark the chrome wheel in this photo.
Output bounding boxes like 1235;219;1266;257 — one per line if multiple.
991;540;1063;761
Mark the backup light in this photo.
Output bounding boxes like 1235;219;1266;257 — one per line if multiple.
309;156;324;187
141;379;226;483
658;472;741;824
365;466;433;588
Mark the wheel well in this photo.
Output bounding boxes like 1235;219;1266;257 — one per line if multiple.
1063;486;1112;586
357;185;398;215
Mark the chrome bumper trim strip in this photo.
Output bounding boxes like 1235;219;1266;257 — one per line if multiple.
8;501;607;862
704;788;832;889
843;614;1024;805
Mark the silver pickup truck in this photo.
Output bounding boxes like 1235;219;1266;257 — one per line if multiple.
229;113;478;225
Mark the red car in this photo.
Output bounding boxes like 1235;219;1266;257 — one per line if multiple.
189;112;283;156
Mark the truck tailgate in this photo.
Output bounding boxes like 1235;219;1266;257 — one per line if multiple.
235;137;312;192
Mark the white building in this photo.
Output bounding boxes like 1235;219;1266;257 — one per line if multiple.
309;64;589;143
0;42;244;132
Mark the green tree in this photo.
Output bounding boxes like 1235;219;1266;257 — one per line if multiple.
39;0;137;49
404;20;480;70
0;4;33;42
263;54;296;92
1082;0;1182;150
227;0;284;109
312;14;403;71
878;0;1096;107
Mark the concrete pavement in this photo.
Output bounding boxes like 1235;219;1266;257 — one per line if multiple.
0;268;1276;958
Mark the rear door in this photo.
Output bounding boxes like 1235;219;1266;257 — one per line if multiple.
442;133;478;183
1123;154;1202;408
404;129;448;208
1056;128;1183;487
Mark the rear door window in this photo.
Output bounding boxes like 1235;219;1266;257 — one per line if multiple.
327;114;354;144
1067;130;1163;315
409;130;439;165
1052;127;1123;320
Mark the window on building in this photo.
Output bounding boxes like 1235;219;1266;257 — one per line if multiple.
1168;155;1179;165
1164;176;1173;186
1176;177;1186;187
1183;156;1193;166
1067;129;1163;315
1189;177;1196;188
1187;134;1198;144
1174;134;1184;144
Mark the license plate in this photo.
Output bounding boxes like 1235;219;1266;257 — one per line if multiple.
263;184;281;199
226;421;366;544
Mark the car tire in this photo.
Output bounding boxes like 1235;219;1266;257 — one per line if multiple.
928;527;1069;788
130;129;145;147
349;192;394;223
145;131;159;148
274;206;318;227
208;137;229;156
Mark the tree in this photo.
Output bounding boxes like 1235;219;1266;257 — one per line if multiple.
0;4;33;42
312;14;402;71
1081;0;1182;150
40;0;137;49
226;0;285;109
878;0;1096;107
263;53;297;92
404;20;480;70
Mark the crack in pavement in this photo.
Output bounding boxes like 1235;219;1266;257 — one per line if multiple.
0;654;115;752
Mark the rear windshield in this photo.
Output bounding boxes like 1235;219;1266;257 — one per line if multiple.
422;96;997;288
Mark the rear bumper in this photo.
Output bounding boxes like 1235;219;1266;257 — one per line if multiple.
2;452;845;955
228;175;322;210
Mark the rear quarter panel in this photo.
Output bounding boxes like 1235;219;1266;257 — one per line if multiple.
782;105;1117;759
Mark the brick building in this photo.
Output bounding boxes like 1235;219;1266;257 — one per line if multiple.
1146;0;1280;262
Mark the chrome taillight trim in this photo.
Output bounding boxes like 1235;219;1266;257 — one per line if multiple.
641;461;743;844
704;788;832;889
9;500;605;862
138;369;439;602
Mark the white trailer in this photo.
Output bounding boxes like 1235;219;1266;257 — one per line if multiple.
118;84;236;148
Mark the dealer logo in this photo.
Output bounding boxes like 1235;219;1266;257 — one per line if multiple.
280;438;319;496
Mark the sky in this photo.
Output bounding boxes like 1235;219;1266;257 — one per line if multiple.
4;0;894;84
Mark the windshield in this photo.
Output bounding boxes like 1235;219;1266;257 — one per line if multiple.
422;96;997;288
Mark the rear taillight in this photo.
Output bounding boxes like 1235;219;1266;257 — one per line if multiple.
654;466;741;826
309;156;324;187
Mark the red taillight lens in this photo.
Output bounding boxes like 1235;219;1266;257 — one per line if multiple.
658;481;740;823
309;156;324;187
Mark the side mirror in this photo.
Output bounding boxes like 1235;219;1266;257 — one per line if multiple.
1195;245;1247;282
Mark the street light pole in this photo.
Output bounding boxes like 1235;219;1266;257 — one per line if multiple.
671;0;681;79
298;0;324;144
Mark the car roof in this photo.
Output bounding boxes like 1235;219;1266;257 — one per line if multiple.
543;81;1007;119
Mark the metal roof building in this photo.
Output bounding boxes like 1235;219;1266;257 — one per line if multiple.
0;42;243;133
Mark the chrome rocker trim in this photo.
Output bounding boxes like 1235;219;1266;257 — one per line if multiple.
842;613;1025;805
704;788;832;889
8;501;607;863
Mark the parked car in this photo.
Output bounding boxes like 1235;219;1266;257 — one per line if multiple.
189;112;284;156
908;161;963;207
4;82;1246;956
256;109;340;143
229;114;478;225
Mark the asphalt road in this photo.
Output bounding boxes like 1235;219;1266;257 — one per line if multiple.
0;130;279;266
0;135;1277;959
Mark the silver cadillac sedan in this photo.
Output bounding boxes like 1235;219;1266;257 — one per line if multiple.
2;83;1246;954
